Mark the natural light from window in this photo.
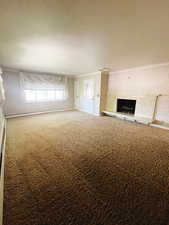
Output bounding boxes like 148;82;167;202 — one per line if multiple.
24;89;66;102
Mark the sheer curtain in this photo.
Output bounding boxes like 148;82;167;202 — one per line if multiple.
20;72;68;102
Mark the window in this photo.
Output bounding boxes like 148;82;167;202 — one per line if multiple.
21;72;68;103
24;89;66;102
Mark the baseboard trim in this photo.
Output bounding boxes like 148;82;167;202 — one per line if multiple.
76;109;101;116
150;123;169;131
5;108;74;119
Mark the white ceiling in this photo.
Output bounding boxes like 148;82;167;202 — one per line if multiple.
0;0;169;75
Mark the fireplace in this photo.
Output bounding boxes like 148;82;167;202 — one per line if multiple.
117;99;136;115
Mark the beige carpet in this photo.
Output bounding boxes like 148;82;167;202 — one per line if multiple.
3;111;169;225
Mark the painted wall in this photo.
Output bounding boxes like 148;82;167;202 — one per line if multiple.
106;64;169;122
155;96;169;123
100;72;109;113
2;70;74;116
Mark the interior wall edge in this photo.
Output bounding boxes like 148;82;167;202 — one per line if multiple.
0;110;6;225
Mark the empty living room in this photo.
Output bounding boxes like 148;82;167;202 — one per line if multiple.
0;0;169;225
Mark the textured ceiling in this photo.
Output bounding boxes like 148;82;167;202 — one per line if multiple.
0;0;169;75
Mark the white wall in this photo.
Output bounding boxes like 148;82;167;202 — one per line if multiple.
2;70;74;116
106;64;169;122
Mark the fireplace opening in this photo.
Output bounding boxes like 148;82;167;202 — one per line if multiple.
117;99;136;115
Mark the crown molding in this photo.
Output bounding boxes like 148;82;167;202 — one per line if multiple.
75;71;101;78
2;67;19;73
2;61;169;77
1;66;75;78
110;62;169;74
99;67;112;72
76;61;169;78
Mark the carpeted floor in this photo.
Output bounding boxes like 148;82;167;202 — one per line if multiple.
3;111;169;225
